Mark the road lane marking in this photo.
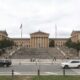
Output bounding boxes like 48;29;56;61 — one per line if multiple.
44;72;57;75
14;72;21;75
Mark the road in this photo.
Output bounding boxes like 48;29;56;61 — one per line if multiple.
0;62;80;75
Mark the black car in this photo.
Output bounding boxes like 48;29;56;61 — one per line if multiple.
0;59;12;67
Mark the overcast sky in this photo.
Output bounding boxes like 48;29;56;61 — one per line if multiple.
0;0;80;38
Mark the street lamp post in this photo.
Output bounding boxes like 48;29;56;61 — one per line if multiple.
12;69;14;80
36;39;40;77
37;58;40;76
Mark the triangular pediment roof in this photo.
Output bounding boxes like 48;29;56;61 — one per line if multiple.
30;31;49;35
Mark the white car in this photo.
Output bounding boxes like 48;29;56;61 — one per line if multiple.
61;60;80;69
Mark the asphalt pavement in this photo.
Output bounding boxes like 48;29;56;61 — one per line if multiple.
0;62;80;75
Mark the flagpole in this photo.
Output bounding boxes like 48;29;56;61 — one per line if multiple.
21;26;22;47
55;24;57;38
21;26;22;39
20;24;22;46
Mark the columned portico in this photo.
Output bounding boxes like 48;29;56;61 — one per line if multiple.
30;31;49;48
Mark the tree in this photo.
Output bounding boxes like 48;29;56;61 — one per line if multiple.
0;39;14;49
65;39;74;48
65;39;77;48
49;40;55;47
75;42;80;52
65;39;80;56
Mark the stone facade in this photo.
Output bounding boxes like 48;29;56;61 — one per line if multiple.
71;31;80;43
12;31;68;48
1;30;80;48
0;31;8;40
30;31;49;48
12;38;30;47
54;38;68;47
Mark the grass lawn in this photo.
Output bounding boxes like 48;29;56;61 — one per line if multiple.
0;76;11;80
33;76;80;80
0;75;80;80
0;76;32;80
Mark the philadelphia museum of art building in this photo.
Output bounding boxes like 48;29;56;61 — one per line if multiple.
0;30;80;48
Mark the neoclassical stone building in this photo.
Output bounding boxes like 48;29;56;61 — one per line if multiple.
0;30;80;48
53;38;69;47
0;31;8;40
71;31;80;43
11;31;68;48
11;31;49;48
30;31;49;48
11;38;30;47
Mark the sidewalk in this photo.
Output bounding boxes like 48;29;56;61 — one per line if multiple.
11;59;68;65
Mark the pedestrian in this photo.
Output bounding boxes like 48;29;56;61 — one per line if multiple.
30;58;32;62
54;57;56;61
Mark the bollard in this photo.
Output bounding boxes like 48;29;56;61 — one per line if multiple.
63;68;65;76
37;69;40;80
12;69;14;80
38;69;40;76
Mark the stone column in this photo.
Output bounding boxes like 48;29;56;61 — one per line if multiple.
45;37;48;48
45;37;47;48
30;37;32;48
44;37;45;48
34;37;35;48
36;37;38;48
34;37;36;48
42;37;43;48
35;37;37;48
42;37;44;48
47;37;49;48
32;37;34;48
32;37;33;48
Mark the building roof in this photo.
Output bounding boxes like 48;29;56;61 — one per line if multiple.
50;38;69;40
0;30;8;36
30;31;49;35
11;38;30;40
71;30;80;35
72;31;80;33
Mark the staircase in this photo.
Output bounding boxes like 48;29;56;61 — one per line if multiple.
11;47;51;59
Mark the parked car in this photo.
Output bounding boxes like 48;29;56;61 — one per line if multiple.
61;60;80;69
0;59;12;67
